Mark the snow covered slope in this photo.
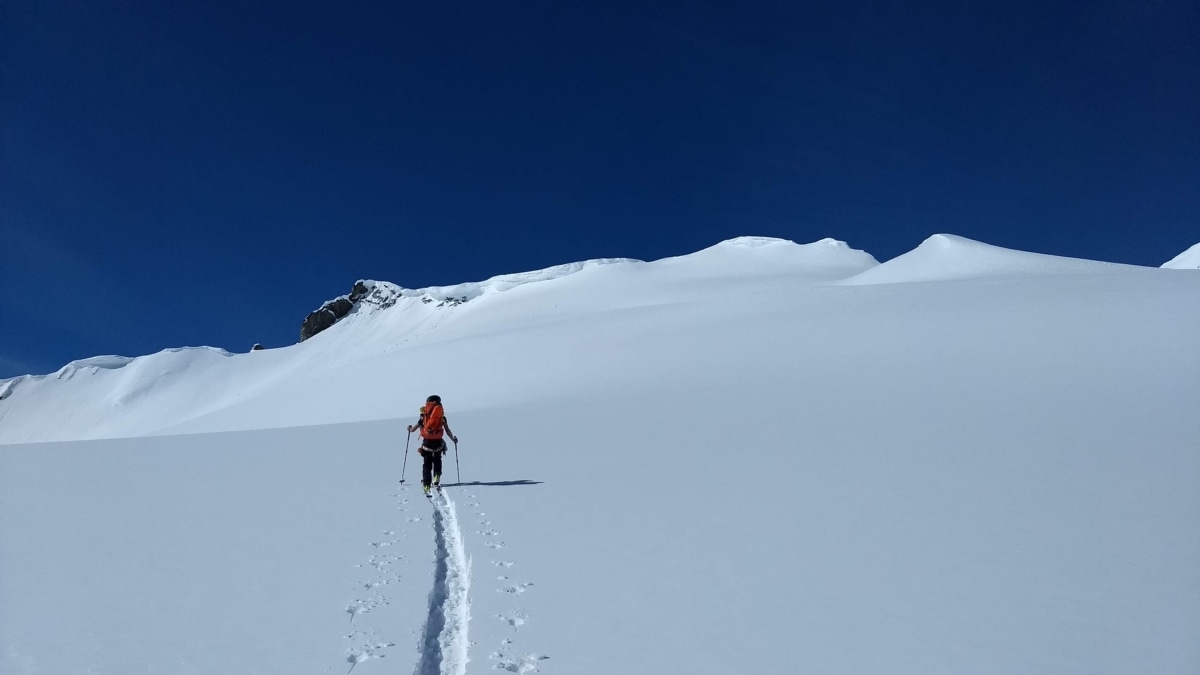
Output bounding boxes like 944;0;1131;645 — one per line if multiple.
1163;242;1200;269
2;235;1198;675
0;236;878;444
839;233;1140;285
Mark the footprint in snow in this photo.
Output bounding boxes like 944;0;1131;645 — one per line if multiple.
345;642;395;674
346;651;370;673
490;651;550;673
366;555;399;570
478;529;501;536
498;582;533;594
345;597;389;623
361;573;401;590
485;541;505;549
492;560;515;568
496;610;528;629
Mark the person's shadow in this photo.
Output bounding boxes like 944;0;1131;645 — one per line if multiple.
441;480;542;487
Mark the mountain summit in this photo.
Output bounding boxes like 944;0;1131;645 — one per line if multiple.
297;237;878;342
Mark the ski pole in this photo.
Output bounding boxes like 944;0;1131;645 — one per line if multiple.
453;439;461;485
400;429;412;483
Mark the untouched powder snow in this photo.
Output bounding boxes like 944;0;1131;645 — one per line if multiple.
1163;242;1200;269
2;234;1199;675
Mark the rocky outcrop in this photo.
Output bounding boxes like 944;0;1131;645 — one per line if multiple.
300;298;352;342
300;281;402;342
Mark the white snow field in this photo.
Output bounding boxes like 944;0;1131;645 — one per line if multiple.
1;235;1198;674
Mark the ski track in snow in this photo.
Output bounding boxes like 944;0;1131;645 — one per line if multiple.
414;489;472;675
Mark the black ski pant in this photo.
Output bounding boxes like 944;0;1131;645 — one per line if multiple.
420;448;444;486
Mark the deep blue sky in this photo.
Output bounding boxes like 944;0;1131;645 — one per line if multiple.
2;0;1197;377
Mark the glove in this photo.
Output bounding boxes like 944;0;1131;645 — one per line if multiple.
450;435;458;444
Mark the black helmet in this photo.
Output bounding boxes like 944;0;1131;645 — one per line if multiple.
426;394;441;403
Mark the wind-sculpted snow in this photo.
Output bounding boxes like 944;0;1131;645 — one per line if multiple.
54;354;135;374
42;348;232;382
0;347;241;443
352;258;639;310
839;233;1140;285
659;235;879;278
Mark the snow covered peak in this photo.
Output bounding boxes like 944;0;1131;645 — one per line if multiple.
696;235;865;255
660;236;879;280
299;238;879;341
716;235;794;247
299;260;639;341
839;233;1136;285
1162;243;1200;269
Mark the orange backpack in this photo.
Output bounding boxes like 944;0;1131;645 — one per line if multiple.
422;403;445;439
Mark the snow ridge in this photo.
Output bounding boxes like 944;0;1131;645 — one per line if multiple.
1163;242;1200;269
365;258;639;308
838;233;1132;285
415;491;472;675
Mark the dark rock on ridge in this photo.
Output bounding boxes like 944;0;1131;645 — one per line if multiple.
300;281;400;342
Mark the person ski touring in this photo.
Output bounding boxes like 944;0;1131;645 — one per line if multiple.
408;395;457;496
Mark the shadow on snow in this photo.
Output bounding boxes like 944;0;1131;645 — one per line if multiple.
440;480;543;488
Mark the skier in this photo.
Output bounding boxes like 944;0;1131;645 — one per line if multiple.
408;395;457;496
